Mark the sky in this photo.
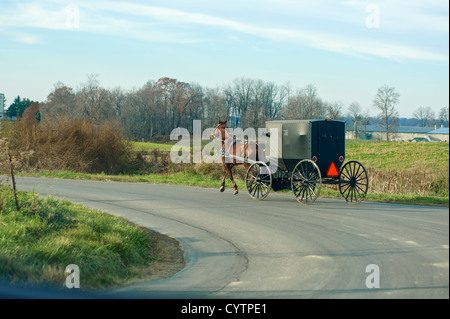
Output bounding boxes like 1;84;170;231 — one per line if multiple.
0;0;448;118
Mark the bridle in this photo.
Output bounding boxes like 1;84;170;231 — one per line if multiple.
211;122;247;157
212;122;226;143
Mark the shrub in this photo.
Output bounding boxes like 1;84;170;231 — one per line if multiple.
1;116;133;174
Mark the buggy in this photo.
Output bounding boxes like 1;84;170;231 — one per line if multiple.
243;119;369;204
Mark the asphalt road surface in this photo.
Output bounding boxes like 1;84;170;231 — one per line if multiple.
3;176;449;298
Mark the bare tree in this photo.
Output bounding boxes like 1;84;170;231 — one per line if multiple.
281;84;325;120
154;77;193;134
242;79;266;128
413;106;435;127
439;106;449;127
258;81;284;120
325;101;343;120
120;81;160;141
203;88;228;128
348;102;362;138
41;82;77;120
373;85;400;141
120;89;146;141
360;109;372;137
223;78;287;128
224;78;255;126
76;74;117;123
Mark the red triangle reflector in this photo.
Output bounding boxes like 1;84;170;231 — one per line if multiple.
327;162;339;177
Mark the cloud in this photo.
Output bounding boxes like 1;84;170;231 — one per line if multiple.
341;0;449;33
15;33;40;45
79;0;448;62
0;0;447;61
260;26;448;62
0;3;63;29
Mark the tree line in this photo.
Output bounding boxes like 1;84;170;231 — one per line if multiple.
4;75;449;142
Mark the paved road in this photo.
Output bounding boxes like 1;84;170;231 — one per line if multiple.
4;177;449;298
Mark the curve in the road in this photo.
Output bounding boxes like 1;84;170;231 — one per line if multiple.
5;176;449;299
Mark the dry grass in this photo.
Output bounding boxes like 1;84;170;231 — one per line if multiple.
345;140;449;198
1;116;132;174
364;166;449;197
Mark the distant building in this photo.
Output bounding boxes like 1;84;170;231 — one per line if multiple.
346;124;449;142
0;93;4;120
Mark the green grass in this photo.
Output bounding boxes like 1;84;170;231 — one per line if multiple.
345;140;449;171
0;184;158;289
344;140;449;202
131;141;174;152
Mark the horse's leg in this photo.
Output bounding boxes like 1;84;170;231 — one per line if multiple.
219;156;229;192
228;164;239;195
230;144;240;195
220;168;227;192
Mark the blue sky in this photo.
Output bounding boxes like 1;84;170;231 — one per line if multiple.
0;0;448;118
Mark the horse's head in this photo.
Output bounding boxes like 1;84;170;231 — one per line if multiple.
211;118;227;141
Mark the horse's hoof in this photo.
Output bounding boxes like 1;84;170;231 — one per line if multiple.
233;190;239;195
220;187;225;192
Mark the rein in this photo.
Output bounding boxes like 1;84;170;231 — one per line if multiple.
212;123;248;157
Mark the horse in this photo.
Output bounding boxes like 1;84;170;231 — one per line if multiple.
210;118;259;195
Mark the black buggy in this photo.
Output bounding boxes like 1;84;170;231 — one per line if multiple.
244;119;369;204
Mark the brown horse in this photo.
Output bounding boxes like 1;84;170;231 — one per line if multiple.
211;118;259;195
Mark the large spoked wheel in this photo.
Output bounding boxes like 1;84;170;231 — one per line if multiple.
291;159;322;204
339;161;369;204
246;162;272;200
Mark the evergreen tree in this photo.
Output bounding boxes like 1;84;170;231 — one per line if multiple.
6;96;33;118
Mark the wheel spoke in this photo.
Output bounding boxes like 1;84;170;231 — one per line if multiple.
355;169;366;181
251;184;257;197
308;184;317;197
340;183;352;195
291;160;321;204
355;183;367;196
348;161;353;178
246;162;272;200
339;161;368;203
344;187;352;201
300;185;307;201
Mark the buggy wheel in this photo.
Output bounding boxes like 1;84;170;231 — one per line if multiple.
291;159;322;204
245;162;272;200
339;161;368;204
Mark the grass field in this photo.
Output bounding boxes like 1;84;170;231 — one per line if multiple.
132;141;174;152
345;140;449;201
0;184;183;289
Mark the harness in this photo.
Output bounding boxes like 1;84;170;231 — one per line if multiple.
213;123;247;157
